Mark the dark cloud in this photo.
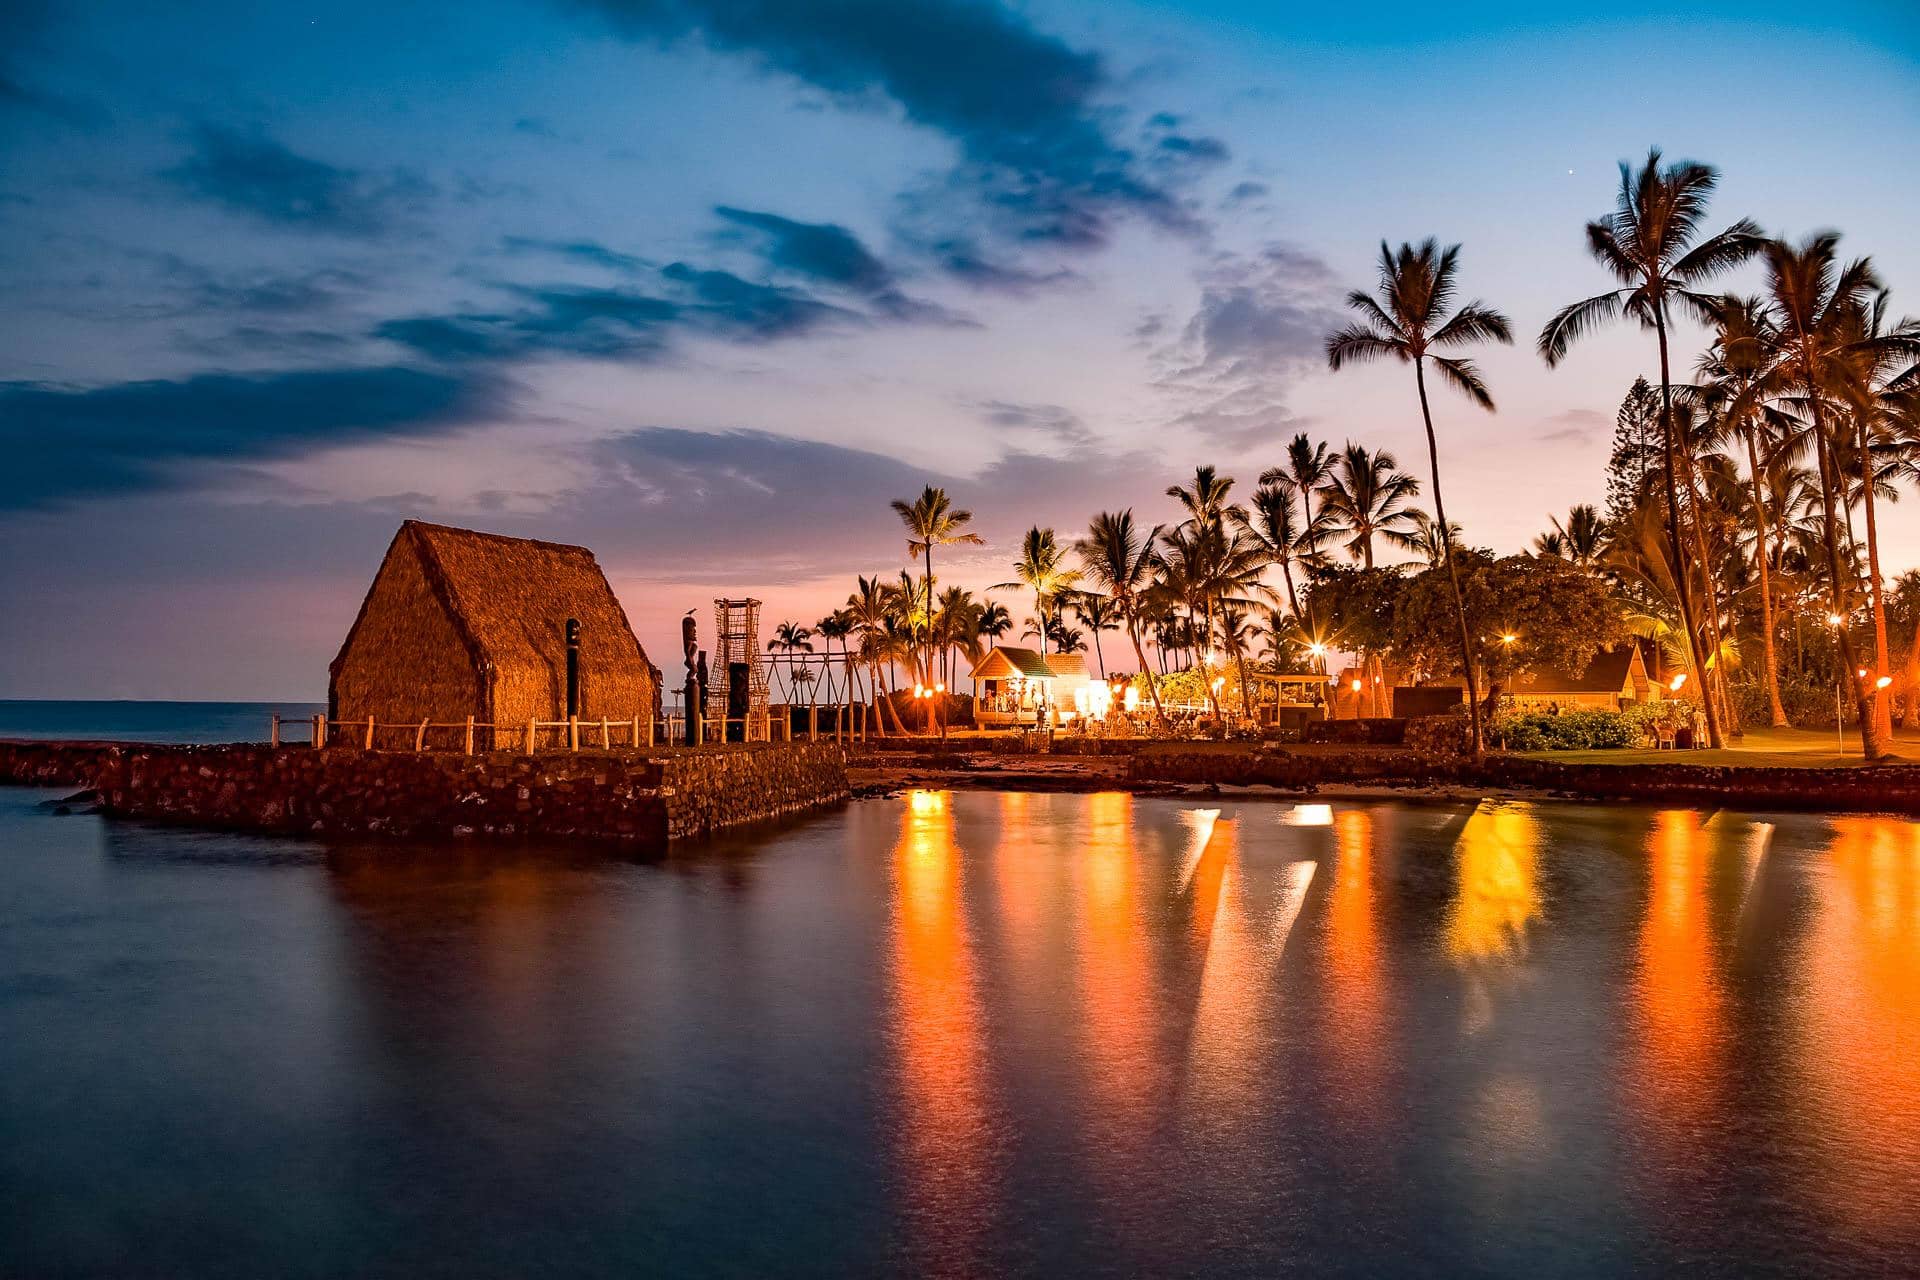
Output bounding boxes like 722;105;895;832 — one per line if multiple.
0;365;505;509
714;206;893;294
1222;180;1269;207
1538;408;1606;443
502;236;650;273
162;125;430;235
927;238;1080;295
1155;243;1346;450
660;261;855;339
575;0;1212;266
973;398;1091;447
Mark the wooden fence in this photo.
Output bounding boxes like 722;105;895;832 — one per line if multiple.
272;706;871;754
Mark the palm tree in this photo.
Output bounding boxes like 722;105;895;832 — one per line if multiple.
1538;150;1760;748
1544;504;1607;569
1326;238;1513;753
1263;434;1334;536
1407;511;1464;567
816;608;856;715
1070;592;1120;678
889;485;983;684
1236;482;1323;620
768;621;814;708
1698;294;1793;726
1075;509;1166;722
978;601;1012;649
1757;233;1920;759
993;526;1080;655
1317;443;1423;568
845;574;902;736
1167;464;1239;529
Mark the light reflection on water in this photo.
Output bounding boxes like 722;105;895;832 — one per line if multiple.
5;787;1920;1276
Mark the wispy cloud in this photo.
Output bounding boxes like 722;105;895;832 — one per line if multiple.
162;125;432;235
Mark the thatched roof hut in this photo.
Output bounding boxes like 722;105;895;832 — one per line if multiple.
329;521;657;743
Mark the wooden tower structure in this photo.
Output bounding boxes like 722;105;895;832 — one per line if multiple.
706;597;769;740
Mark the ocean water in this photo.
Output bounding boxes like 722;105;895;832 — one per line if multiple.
4;788;1920;1277
0;700;326;744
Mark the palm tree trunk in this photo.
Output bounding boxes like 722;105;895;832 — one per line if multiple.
1857;410;1894;741
1092;627;1107;679
1652;308;1723;748
1741;425;1789;726
1414;358;1483;755
879;664;908;736
1280;557;1300;621
1678;449;1739;738
1803;357;1885;759
1129;618;1166;724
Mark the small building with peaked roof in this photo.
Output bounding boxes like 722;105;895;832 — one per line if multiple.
968;645;1092;726
328;521;657;746
1508;643;1654;711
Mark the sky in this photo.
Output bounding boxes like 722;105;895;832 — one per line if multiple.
1;0;1916;699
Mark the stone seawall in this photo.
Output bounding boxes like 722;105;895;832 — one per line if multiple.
0;739;849;846
1126;744;1920;816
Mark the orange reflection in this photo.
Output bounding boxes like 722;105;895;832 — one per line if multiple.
1074;792;1160;1159
1445;804;1541;963
1184;815;1262;1117
1322;807;1386;1120
1797;817;1920;1230
1630;810;1726;1139
888;789;997;1269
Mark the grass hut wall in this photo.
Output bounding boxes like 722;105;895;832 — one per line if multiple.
328;521;657;745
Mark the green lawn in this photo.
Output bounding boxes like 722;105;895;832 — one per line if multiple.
1514;724;1917;768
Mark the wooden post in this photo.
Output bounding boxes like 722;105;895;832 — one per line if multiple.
415;719;428;752
464;715;475;755
527;718;536;754
270;714;281;748
569;715;579;752
365;715;375;750
644;716;654;748
601;717;610;749
313;714;326;748
693;713;703;747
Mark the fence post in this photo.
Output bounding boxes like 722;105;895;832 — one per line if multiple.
527;719;536;755
464;715;475;755
693;713;703;747
415;719;428;752
601;717;610;749
313;714;326;748
568;715;579;751
270;714;281;748
365;716;375;750
644;715;654;748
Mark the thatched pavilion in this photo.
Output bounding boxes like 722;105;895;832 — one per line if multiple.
329;521;657;746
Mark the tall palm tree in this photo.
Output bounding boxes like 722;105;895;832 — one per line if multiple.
993;526;1080;655
1757;233;1920;759
889;485;983;684
1538;150;1760;748
1326;238;1513;753
1407;511;1464;567
1075;509;1166;722
1317;443;1423;568
1698;294;1793;725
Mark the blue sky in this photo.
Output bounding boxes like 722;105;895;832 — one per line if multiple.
1;0;1916;697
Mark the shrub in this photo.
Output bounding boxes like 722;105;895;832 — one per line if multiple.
1492;707;1640;751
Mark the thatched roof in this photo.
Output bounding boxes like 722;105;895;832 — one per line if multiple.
331;520;652;683
1517;644;1643;695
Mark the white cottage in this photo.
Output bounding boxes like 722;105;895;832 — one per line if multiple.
969;646;1093;727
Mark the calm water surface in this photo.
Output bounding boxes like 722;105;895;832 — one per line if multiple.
4;787;1920;1277
0;700;325;744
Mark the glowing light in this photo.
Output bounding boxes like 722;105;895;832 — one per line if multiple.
1211;676;1226;693
1669;673;1687;692
1827;613;1844;627
934;682;945;694
1284;803;1333;827
1351;679;1362;692
1858;669;1869;680
1501;633;1517;645
1308;642;1327;658
1123;685;1140;713
1877;676;1894;690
